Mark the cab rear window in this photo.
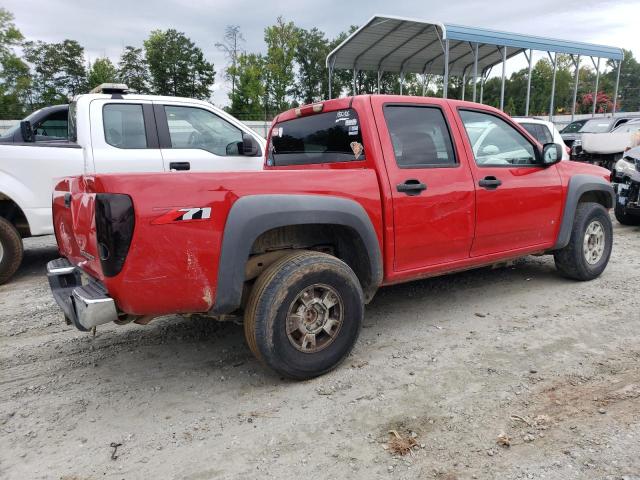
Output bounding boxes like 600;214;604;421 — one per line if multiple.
268;109;365;166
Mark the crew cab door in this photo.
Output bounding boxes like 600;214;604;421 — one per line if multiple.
371;97;476;271
153;101;263;172
455;109;563;256
89;99;164;173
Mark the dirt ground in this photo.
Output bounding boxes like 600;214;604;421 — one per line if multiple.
1;221;639;480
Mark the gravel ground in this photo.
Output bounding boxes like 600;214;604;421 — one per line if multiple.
1;221;639;480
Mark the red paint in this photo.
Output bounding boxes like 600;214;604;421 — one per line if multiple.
53;95;611;317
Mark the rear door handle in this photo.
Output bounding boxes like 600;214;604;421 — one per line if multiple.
169;162;190;171
478;176;502;190
397;179;427;196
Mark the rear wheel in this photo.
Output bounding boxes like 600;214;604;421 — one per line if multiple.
553;202;612;281
244;251;364;380
0;217;24;285
614;202;640;226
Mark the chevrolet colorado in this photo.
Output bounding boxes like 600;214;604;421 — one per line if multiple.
47;95;615;379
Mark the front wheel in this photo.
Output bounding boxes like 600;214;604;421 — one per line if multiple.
0;217;24;285
553;202;613;281
244;251;364;380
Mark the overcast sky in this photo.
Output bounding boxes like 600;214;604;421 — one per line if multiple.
4;0;639;106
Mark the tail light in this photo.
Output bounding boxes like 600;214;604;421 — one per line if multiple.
95;193;135;277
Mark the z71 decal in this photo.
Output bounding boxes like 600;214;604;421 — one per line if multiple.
151;207;212;225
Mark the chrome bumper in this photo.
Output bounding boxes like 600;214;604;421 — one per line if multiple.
46;258;118;331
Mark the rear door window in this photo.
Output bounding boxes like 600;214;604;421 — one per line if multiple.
383;105;456;168
103;104;148;149
268;109;365;166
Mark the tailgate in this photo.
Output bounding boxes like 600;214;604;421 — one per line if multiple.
52;176;104;280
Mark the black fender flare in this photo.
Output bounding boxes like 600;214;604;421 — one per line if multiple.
554;174;615;250
211;194;383;314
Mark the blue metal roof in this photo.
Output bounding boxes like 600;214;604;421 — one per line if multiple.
327;15;623;76
444;23;623;60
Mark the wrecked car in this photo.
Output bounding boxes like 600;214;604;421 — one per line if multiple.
612;145;640;225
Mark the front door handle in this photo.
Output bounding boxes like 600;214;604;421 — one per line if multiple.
397;179;427;196
169;162;190;171
478;176;502;190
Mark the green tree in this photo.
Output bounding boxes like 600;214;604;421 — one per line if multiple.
117;46;150;93
216;25;244;100
264;17;298;112
23;39;87;107
227;52;266;120
144;29;215;99
0;8;30;118
88;57;117;90
606;50;640;111
0;8;22;60
295;27;330;104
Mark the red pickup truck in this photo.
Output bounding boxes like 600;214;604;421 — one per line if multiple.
47;95;614;379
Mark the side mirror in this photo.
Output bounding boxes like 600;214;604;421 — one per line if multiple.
242;133;260;156
20;120;35;143
542;143;562;165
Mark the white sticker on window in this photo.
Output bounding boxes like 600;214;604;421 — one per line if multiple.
345;119;357;126
335;110;351;122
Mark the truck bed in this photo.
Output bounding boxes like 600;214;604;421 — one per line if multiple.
53;170;383;316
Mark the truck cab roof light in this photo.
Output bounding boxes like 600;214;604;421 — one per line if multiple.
89;83;129;94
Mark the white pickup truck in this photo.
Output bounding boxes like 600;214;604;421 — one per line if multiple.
0;84;266;284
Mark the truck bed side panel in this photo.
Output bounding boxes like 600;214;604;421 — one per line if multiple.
57;170;383;316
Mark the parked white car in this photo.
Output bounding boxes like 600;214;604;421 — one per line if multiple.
0;84;266;284
513;117;570;160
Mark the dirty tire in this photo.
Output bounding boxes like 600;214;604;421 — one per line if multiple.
0;217;23;285
553;202;612;281
614;202;640;226
244;251;364;380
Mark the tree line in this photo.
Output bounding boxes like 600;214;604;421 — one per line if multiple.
1;7;639;122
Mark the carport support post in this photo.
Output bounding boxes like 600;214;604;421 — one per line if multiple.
570;55;581;122
443;39;449;98
472;42;479;102
612;59;622;115
500;46;507;111
352;68;357;95
591;57;600;117
377;70;382;94
548;52;557;122
461;73;466;100
327;56;336;99
525;49;533;116
399;70;404;95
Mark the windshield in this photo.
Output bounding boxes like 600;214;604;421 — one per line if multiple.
613;122;640;133
560;120;586;133
579;119;613;133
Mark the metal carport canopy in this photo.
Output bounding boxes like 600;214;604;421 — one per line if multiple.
326;14;624;116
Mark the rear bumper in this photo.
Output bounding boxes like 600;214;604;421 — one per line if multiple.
46;258;118;331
